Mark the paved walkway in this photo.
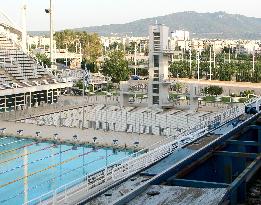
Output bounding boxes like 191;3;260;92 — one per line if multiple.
177;78;261;88
177;78;261;95
0;121;164;149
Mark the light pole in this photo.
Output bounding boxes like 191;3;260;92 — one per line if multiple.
228;45;231;64
45;0;54;69
21;0;27;53
197;50;200;81
176;73;179;87
209;45;212;81
189;43;192;75
82;65;89;130
134;43;137;75
65;43;68;67
213;44;216;69
106;75;109;93
252;47;255;73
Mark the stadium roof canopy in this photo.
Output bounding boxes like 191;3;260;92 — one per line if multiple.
0;10;22;35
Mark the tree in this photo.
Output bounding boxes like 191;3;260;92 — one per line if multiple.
80;32;103;62
174;82;183;93
54;30;103;64
74;80;94;91
218;62;235;81
74;80;83;89
35;53;51;67
236;62;252;82
135;68;149;76
81;59;98;73
252;61;261;83
204;86;223;96
241;90;255;97
169;61;193;78
109;42;124;51
102;50;130;83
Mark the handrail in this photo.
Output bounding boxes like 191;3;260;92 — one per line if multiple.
0;32;56;81
0;49;25;79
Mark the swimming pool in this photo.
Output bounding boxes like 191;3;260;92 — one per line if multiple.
0;136;132;204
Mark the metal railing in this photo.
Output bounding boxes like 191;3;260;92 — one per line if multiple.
0;32;57;81
17;106;200;135
0;102;67;121
244;97;261;107
24;104;247;205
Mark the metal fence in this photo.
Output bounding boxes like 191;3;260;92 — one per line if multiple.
24;103;247;205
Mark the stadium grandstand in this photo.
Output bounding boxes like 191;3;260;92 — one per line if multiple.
0;10;72;112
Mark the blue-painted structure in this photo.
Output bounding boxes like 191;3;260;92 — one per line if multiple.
114;111;261;205
170;124;261;204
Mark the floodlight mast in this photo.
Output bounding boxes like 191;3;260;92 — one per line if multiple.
197;50;200;81
228;44;231;63
189;42;192;74
45;0;54;68
252;47;255;73
50;0;54;68
21;0;27;53
213;43;216;69
209;45;212;81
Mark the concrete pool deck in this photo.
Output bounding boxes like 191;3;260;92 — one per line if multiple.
0;121;166;149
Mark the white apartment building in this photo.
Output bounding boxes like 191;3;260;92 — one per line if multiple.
28;36;56;48
171;30;190;41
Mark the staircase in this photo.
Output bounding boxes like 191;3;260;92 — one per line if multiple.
0;34;55;88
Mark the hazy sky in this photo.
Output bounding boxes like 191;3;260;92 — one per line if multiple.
1;0;261;31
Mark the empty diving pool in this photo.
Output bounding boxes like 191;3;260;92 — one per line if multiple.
0;136;133;204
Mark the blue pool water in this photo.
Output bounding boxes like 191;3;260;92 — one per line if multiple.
0;136;133;204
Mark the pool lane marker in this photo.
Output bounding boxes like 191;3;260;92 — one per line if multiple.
0;147;74;175
0;144;56;165
0;147;103;189
1;149;112;204
0;139;25;148
0;141;38;156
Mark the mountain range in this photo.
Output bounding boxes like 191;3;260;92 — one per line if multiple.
30;11;261;39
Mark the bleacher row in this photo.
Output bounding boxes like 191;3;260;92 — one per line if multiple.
86;95;120;105
0;34;56;89
20;104;213;137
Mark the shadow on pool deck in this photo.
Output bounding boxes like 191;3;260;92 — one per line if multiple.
0;121;164;150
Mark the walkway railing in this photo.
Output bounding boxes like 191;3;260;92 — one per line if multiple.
24;104;246;205
0;103;65;121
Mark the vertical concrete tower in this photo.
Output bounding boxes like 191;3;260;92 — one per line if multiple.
148;24;171;108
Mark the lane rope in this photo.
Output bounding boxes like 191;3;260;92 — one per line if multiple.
0;139;25;148
0;150;112;204
0;144;56;165
0;147;74;175
0;147;102;189
0;137;8;141
0;141;39;156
